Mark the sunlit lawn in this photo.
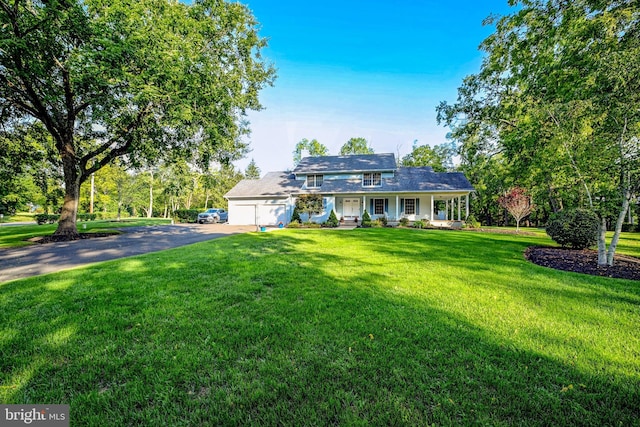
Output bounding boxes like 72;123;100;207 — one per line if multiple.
0;228;638;425
0;218;172;248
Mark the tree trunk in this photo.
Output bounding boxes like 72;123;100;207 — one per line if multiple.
597;216;607;266
53;152;81;240
147;170;154;218
606;188;631;266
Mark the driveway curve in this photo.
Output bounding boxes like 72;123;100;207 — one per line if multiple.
0;224;255;283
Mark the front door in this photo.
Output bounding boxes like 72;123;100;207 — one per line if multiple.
343;198;360;218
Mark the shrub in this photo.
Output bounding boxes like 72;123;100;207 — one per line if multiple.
35;214;59;225
413;220;425;229
399;217;410;227
380;215;388;226
326;210;339;227
173;209;199;223
546;208;599;249
287;221;301;228
370;219;384;228
77;213;97;222
361;210;372;227
621;223;637;232
304;221;321;228
291;206;302;224
465;214;480;229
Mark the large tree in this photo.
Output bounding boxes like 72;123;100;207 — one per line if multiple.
293;138;328;165
0;0;275;239
339;137;373;155
438;0;640;266
401;140;456;172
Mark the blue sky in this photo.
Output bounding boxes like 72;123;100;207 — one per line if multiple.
230;1;516;174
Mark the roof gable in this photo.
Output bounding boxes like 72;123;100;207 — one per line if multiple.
293;153;396;174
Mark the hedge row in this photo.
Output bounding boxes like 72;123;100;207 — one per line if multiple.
173;209;199;223
35;213;97;225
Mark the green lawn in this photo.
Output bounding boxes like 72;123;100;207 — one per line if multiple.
0;218;172;248
1;228;638;425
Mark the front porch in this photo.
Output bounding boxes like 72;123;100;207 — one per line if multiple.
333;193;471;223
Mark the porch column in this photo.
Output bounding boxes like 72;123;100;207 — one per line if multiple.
466;194;470;219
458;196;462;221
430;195;434;221
395;195;399;220
445;200;449;220
362;195;366;216
450;198;454;220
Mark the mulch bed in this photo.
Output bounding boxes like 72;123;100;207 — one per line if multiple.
29;232;118;244
525;246;640;281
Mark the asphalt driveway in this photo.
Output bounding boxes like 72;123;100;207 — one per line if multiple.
0;223;255;283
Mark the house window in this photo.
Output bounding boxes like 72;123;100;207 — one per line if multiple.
306;174;323;188
363;172;381;187
404;198;416;215
374;199;385;215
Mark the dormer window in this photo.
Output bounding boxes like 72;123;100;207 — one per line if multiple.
306;174;323;188
363;172;381;187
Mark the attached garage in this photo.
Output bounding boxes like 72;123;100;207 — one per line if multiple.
227;202;287;226
225;173;303;226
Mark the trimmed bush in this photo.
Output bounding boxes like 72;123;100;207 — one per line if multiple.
361;210;372;227
173;209;199;223
546;208;599;249
291;206;302;224
287;221;301;228
35;214;60;225
77;213;97;221
413;220;426;229
399;217;410;227
326;210;339;228
465;214;480;229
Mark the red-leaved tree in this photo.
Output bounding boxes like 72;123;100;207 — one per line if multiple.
498;187;534;232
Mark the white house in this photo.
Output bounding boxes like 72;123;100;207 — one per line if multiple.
224;153;474;226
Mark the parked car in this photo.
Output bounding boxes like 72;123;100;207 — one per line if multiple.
197;208;228;224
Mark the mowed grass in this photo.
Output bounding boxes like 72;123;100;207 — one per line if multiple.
0;218;172;248
0;228;638;425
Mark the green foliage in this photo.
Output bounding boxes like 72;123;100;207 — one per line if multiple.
173;209;199;223
399;217;410;227
370;219;384;228
400;140;455;172
293;138;329;165
546;209;600;249
326;210;339;228
35;214;60;225
286;221;301;228
361;210;372;227
413;220;426;229
339;137;374;155
295;194;324;220
290;206;302;224
465;214;481;229
244;159;261;179
0;0;275;237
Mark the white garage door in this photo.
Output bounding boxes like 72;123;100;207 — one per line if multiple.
229;204;256;225
258;204;286;226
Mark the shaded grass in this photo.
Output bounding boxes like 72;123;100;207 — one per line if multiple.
0;218;172;248
0;228;639;425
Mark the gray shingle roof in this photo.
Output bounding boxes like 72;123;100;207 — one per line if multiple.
319;167;474;193
224;172;304;198
293;153;397;174
225;160;474;199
